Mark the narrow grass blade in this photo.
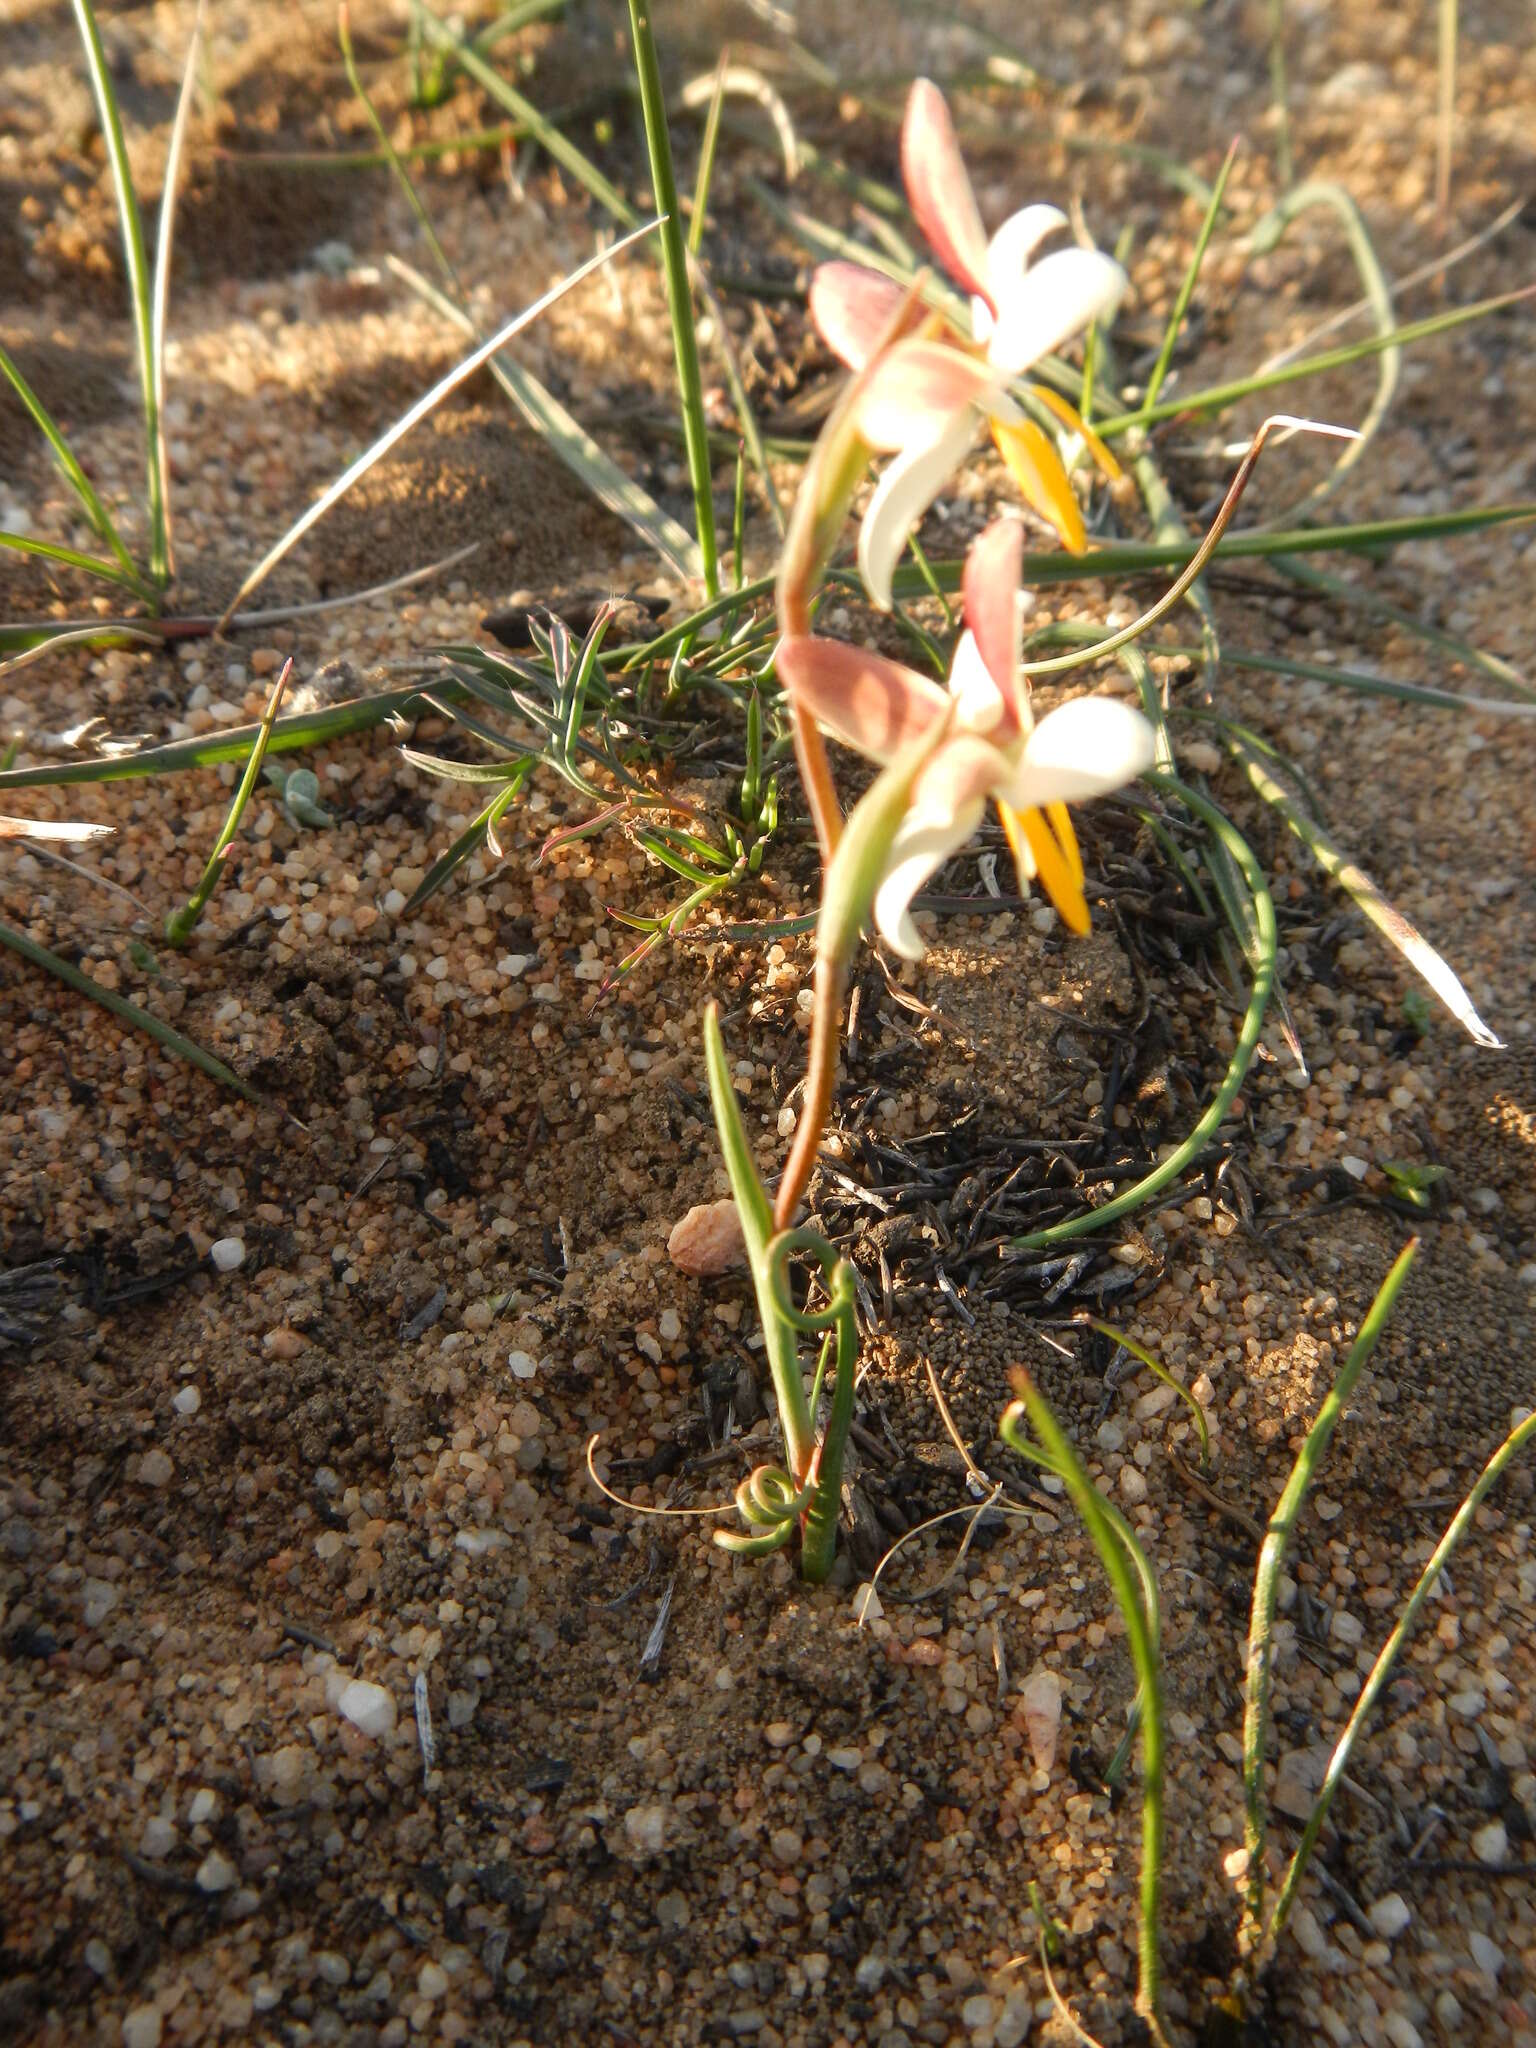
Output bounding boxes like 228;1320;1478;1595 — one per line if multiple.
150;2;204;585
1002;1379;1165;2037
411;2;636;227
627;0;720;596
1249;183;1398;515
683;65;799;189
388;256;701;580
1436;0;1458;231
1270;553;1536;702
403;771;531;913
215;219;662;627
0;530;150;593
1235;743;1501;1046
1093;285;1536;438
1142;139;1239;415
165;658;290;946
71;0;167;591
0;919;264;1105
1242;1241;1420;1943
1271;1404;1536;1942
1088;1320;1209;1466
1013;779;1274;1249
686;57;730;256
702;1001;812;1475
1267;0;1292;187
0;343;145;589
1159;640;1536;716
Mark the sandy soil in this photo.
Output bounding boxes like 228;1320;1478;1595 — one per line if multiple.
2;3;1535;2046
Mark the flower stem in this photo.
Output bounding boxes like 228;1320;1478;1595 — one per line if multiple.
773;950;845;1229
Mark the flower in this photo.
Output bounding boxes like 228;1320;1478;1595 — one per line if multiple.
807;80;1127;607
777;516;1155;955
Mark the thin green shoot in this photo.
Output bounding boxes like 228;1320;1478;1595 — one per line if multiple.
213;217;663;630
1002;1378;1167;2042
166;658;292;946
1241;1238;1420;1947
0;920;263;1107
149;1;204;586
1234;743;1501;1046
71;0;168;590
1271;1406;1536;1942
627;0;720;596
1436;0;1458;232
1013;778;1274;1249
1091;284;1535;437
1088;1320;1209;1467
0;531;150;593
0;343;146;593
1267;0;1292;187
1141;138;1240;416
410;3;636;227
687;55;730;258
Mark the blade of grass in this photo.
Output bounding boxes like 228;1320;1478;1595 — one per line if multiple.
1266;0;1292;187
411;1;636;227
1233;741;1501;1046
71;0;167;591
686;56;730;257
1270;1404;1536;1943
1088;1320;1209;1466
1002;1378;1167;2041
1092;285;1536;437
1142;140;1240;415
165;658;290;946
387;256;701;580
1249;183;1399;515
0;530;152;593
403;770;532;912
1435;0;1458;233
1013;777;1274;1249
150;1;204;586
0;919;264;1106
214;218;663;628
1159;639;1536;716
1241;1239;1420;1947
627;0;720;596
0;343;147;591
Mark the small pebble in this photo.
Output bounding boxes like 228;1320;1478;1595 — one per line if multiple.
1471;1819;1508;1866
1368;1893;1411;1939
122;2008;163;2048
667;1198;745;1276
172;1386;201;1416
338;1680;397;1739
137;1448;173;1488
196;1849;238;1893
623;1803;667;1855
210;1237;246;1273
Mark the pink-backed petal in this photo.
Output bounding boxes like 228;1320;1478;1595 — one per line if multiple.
901;79;993;305
1005;696;1156;808
972;204;1068;344
857;409;979;611
985;247;1127;376
809;262;910;371
851;339;1001;452
873;798;987;959
961;515;1025;735
777;634;951;762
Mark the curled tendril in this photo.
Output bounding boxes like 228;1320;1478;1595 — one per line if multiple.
714;1463;811;1556
763;1226;858;1340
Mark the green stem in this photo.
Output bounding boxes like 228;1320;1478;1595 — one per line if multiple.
626;0;720;597
166;660;290;945
1241;1239;1420;1946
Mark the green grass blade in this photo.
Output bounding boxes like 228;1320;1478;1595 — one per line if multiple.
403;772;531;913
702;1002;812;1475
1250;183;1399;515
1159;639;1536;715
150;2;204;586
71;0;167;591
215;218;662;628
411;2;636;227
1093;285;1535;437
165;659;290;945
1142;139;1239;415
1012;778;1274;1249
687;56;729;258
1235;743;1501;1046
0;343;145;589
387;255;701;580
0;919;264;1106
1089;1320;1209;1466
1271;1405;1536;1943
0;530;151;593
1002;1379;1165;2034
1241;1239;1419;1945
627;0;719;597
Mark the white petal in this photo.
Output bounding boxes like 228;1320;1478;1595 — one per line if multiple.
873;801;985;960
857;410;978;611
1009;696;1156;807
987;204;1068;289
986;248;1127;376
947;629;1009;735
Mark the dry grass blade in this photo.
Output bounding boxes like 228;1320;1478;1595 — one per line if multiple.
214;218;663;629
